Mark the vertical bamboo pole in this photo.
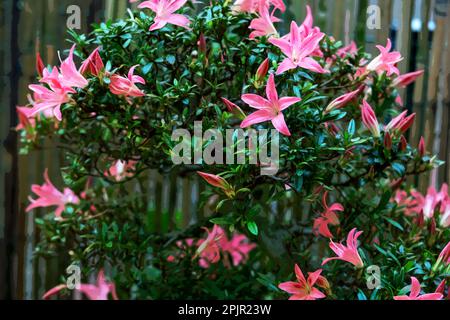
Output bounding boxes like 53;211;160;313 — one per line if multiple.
376;0;393;46
0;0;21;300
419;0;447;190
355;0;369;48
167;174;178;230
430;2;450;186
182;177;192;227
332;0;346;42
410;0;431;188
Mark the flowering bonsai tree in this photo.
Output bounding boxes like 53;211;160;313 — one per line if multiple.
17;0;449;300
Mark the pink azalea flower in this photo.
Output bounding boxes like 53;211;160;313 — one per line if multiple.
360;100;380;137
15;106;36;131
394;190;419;216
421;185;439;219
269;21;327;75
106;160;137;181
322;228;364;268
221;97;246;120
394;277;443;300
109;65;146;97
138;0;190;31
436;241;450;266
324;85;364;114
408;189;434;222
392;70;424;88
440;199;450;228
232;0;286;14
435;279;446;295
280;5;323;58
395;94;403;106
43;269;118;300
197;171;235;198
297;5;315;37
313;191;343;238
27;80;74;121
384;110;416;135
249;5;280;40
240;73;301;136
195;225;224;268
269;0;286;12
58;45;89;88
171;228;256;268
278;264;326;300
26;169;79;218
337;41;358;58
36;52;45;77
437;183;448;206
366;39;403;76
80;47;104;76
40;45;89;90
28;45;89;121
220;234;256;267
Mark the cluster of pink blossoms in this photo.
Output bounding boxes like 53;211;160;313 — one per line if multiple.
168;225;256;268
17;46;146;133
394;183;450;228
20;45;88;122
226;1;424;141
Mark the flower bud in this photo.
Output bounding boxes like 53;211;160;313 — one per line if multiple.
399;135;408;151
360;100;380;137
198;33;207;55
384;131;392;150
419;136;426;156
255;58;270;88
36;52;45;78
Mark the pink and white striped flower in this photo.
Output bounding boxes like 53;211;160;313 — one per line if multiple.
360;100;380;138
384;110;416;135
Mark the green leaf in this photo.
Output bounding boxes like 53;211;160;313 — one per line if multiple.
247;221;258;236
210;216;234;225
166;55;176;64
348;119;355;136
383;217;404;232
357;289;367;300
370;288;379;300
391;162;405;176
